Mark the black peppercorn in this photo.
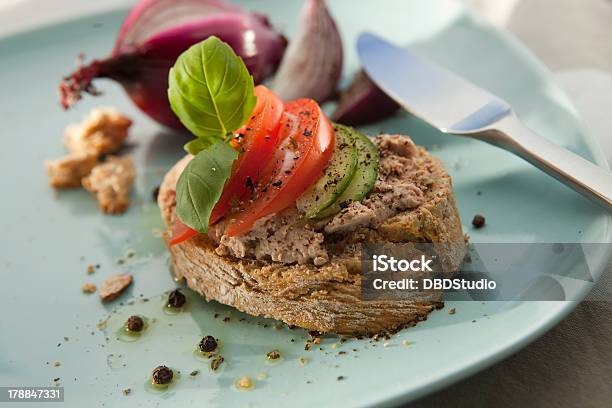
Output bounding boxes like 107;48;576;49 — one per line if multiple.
167;289;186;308
199;335;217;353
152;365;173;385
126;315;144;332
210;355;224;371
472;214;486;229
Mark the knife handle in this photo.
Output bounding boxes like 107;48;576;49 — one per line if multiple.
479;114;612;210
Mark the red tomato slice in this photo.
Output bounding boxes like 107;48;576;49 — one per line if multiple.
170;85;284;246
209;85;284;224
169;218;199;245
225;99;334;236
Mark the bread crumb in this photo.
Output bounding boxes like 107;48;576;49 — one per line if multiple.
82;283;97;294
53;361;61;367
46;153;97;188
449;307;456;315
87;265;95;274
83;155;136;214
64;107;131;156
402;340;410;347
99;274;132;302
47;107;130;190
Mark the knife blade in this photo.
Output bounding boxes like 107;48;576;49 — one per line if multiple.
357;32;612;210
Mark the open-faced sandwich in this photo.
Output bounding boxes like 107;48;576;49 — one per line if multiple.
158;37;466;335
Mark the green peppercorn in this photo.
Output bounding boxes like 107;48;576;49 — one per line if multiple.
126;315;144;332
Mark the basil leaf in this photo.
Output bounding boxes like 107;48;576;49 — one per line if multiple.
168;36;257;153
175;141;239;233
184;138;211;156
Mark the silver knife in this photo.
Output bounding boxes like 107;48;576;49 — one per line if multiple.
357;32;612;210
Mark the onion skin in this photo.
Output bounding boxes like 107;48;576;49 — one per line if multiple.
272;0;342;103
115;0;243;52
59;0;286;130
331;70;400;126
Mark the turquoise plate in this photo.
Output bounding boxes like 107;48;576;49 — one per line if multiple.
0;1;610;407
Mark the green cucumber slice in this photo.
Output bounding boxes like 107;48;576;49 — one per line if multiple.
297;125;359;218
313;126;379;220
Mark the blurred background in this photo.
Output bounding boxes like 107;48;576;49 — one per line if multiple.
466;0;612;72
1;0;611;72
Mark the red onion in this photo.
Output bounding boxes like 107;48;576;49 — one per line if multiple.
331;70;400;126
59;0;287;130
272;0;342;103
115;0;242;51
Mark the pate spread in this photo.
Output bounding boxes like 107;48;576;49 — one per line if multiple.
209;134;435;265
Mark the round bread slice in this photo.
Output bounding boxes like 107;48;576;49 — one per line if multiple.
158;139;467;335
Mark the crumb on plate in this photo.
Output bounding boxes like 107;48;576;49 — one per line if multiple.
82;283;97;294
99;274;132;302
46;153;97;189
82;155;136;214
64;107;131;156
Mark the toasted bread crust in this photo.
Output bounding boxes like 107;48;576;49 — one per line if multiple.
159;144;466;335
